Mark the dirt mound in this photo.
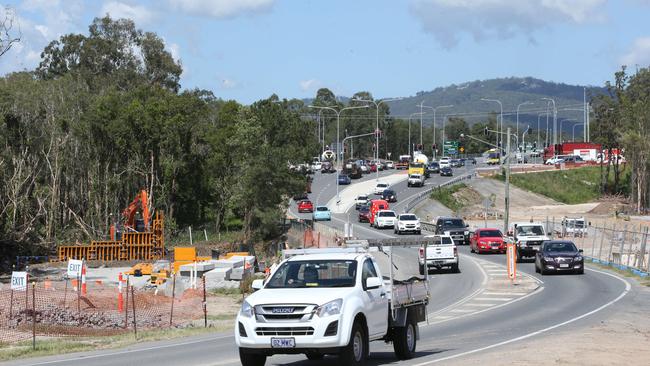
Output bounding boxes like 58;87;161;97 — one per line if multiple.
588;197;631;215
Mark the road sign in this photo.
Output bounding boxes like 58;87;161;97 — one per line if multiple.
11;271;27;290
67;259;83;278
506;243;517;281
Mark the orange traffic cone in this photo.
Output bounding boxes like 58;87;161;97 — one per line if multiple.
81;263;87;296
118;272;124;312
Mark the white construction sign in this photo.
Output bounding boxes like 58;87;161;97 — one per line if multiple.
11;271;27;291
67;259;84;278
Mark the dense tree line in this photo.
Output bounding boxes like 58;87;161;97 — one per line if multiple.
0;17;317;268
592;67;650;213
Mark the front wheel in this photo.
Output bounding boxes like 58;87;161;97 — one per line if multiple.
393;313;417;360
239;349;266;366
451;263;460;273
339;322;367;366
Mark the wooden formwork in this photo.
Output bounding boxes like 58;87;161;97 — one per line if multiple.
58;212;165;262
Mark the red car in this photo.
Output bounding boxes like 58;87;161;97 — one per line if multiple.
369;163;377;172
470;228;505;254
297;200;314;213
358;206;371;223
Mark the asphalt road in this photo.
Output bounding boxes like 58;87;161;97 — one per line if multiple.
5;164;632;366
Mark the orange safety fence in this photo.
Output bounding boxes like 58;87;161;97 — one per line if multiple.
0;278;206;345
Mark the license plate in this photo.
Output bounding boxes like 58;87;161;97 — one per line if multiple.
559;264;569;268
271;338;295;348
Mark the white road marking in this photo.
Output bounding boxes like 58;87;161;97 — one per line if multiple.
411;268;631;365
482;292;528;296
463;303;496;307
28;335;234;365
449;309;476;313
474;297;514;301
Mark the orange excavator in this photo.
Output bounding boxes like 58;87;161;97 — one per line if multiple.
109;189;150;240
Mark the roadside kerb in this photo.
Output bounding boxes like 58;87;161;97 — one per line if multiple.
405;173;475;214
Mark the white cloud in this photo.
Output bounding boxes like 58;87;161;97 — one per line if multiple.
410;0;606;48
168;42;180;62
167;0;275;19
0;1;84;75
221;78;238;89
299;79;320;92
620;37;650;67
100;1;155;25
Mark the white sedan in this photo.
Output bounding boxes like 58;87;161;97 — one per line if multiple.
374;182;390;195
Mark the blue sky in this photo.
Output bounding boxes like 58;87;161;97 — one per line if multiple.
1;0;650;104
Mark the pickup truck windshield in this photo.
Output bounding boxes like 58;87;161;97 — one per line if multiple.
440;219;464;227
265;260;357;288
516;225;544;236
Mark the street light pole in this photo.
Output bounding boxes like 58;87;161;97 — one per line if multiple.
560;118;577;143
408;112;425;157
353;97;402;181
542;97;557;146
309;104;368;203
516;101;533;148
505;127;511;233
420;104;453;159
537;112;548;148
481;98;503;157
573;123;582;141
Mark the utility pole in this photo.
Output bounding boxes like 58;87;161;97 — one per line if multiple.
505;127;511;234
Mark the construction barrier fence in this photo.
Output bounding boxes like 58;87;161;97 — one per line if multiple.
0;275;211;345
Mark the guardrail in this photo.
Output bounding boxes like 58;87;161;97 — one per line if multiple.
404;172;475;214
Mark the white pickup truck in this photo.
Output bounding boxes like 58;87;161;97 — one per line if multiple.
509;222;551;262
419;234;459;273
235;242;429;366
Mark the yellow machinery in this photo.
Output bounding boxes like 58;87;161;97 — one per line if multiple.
57;191;165;262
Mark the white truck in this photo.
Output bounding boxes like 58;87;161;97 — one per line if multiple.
235;242;429;366
419;234;459;273
509;222;551;262
407;174;424;187
561;217;587;238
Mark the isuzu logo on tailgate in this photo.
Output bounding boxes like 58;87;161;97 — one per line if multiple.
272;307;294;314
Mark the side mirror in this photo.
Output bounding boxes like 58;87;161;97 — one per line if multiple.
579;249;584;253
365;277;382;290
465;224;469;228
251;279;264;291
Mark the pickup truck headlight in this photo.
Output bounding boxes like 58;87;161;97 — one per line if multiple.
575;256;583;261
240;300;254;318
316;298;342;318
444;231;451;235
464;230;469;235
543;256;554;262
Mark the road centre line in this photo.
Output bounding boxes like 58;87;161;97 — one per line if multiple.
412;268;631;365
474;297;514;301
463;303;496;307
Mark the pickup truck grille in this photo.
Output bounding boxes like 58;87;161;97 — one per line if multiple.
254;304;316;323
255;327;315;336
523;240;543;246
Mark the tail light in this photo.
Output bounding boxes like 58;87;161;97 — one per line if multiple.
419;247;424;259
453;247;458;256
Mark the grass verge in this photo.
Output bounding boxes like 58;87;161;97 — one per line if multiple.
0;324;231;361
430;183;468;212
491;166;626;204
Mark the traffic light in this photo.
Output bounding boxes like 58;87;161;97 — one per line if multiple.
484;127;489;136
432;144;437;150
533;141;537;149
